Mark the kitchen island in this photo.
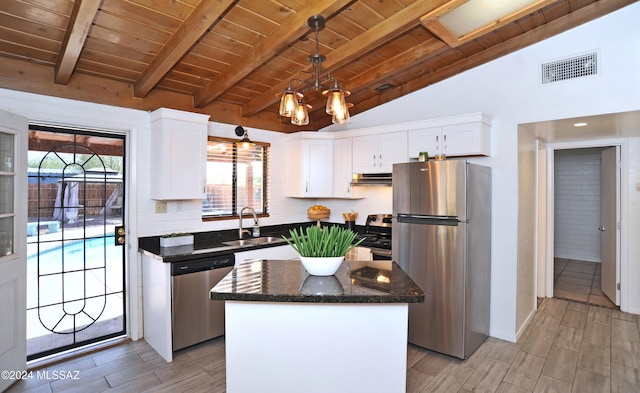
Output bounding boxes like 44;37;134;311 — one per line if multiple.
210;259;424;393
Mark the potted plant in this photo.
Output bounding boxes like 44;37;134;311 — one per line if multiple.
283;225;365;276
160;232;194;248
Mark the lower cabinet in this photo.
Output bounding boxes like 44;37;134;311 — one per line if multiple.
141;253;173;361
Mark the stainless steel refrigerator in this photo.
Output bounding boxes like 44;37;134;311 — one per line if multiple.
392;160;491;359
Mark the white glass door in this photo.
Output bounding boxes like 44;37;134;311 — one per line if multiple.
0;111;28;392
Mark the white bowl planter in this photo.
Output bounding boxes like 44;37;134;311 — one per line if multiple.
299;256;344;276
160;234;194;248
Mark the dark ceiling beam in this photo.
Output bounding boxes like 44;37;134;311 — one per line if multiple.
54;0;102;84
193;0;353;108
133;0;236;98
241;0;452;117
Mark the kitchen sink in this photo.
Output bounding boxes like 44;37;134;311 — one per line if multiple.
222;236;286;247
222;239;253;247
249;236;286;244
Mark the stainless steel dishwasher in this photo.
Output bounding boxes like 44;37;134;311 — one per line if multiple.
171;254;235;351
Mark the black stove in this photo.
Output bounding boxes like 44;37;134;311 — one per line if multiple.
355;214;392;259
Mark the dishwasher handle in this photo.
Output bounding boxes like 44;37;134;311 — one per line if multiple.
171;254;235;276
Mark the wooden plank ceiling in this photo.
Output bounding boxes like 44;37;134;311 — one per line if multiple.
0;0;634;132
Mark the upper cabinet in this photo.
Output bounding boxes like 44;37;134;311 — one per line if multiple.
333;138;363;199
150;108;210;200
407;113;491;159
352;131;407;173
285;136;333;198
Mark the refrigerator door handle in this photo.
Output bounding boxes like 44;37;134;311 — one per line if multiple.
397;213;460;226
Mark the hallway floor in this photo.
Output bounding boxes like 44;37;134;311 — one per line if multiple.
6;298;639;393
554;258;616;309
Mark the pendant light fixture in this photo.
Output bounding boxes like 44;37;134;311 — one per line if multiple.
277;15;352;126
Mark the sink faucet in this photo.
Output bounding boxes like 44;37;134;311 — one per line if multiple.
239;206;258;239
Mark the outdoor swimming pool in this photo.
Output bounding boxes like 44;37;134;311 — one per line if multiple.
26;234;124;349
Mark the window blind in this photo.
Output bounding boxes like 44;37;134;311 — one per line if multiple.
203;138;269;219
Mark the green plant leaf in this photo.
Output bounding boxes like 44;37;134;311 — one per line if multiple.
282;225;365;258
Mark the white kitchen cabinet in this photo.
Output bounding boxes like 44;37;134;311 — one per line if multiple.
285;137;333;198
141;253;173;361
150;108;210;200
408;121;490;159
352;131;407;173
332;138;363;199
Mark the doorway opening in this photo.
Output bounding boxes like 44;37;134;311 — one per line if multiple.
551;146;618;308
26;125;126;361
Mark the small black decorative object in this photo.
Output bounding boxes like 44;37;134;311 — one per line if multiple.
235;126;246;137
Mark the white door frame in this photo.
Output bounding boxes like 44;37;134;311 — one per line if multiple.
540;138;627;310
26;121;140;350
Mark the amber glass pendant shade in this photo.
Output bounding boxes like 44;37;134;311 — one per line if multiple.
278;90;299;117
325;89;346;115
332;107;350;124
291;102;310;126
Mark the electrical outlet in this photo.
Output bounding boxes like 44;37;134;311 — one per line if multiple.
155;201;167;214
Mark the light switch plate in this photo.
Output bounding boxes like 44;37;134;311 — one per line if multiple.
155;201;167;213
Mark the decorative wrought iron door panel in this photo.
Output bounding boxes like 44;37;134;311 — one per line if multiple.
26;126;126;360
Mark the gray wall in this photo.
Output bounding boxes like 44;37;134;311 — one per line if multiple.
554;148;603;262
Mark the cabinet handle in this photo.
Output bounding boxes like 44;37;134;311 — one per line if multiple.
443;134;447;149
347;182;350;193
436;135;439;150
306;181;308;192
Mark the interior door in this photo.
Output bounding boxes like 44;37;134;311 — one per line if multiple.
600;146;619;305
0;111;28;392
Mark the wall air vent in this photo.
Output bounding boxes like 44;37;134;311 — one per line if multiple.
540;51;598;85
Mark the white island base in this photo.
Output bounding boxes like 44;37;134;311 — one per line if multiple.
224;301;409;393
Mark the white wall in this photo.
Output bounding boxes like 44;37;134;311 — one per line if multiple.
554;148;603;262
324;3;640;340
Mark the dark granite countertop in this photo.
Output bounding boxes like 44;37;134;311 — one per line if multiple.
138;221;360;263
210;259;424;304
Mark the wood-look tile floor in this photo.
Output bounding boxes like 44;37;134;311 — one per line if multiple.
554;258;617;308
7;298;639;393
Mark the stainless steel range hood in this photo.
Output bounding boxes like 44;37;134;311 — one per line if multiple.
351;173;392;186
